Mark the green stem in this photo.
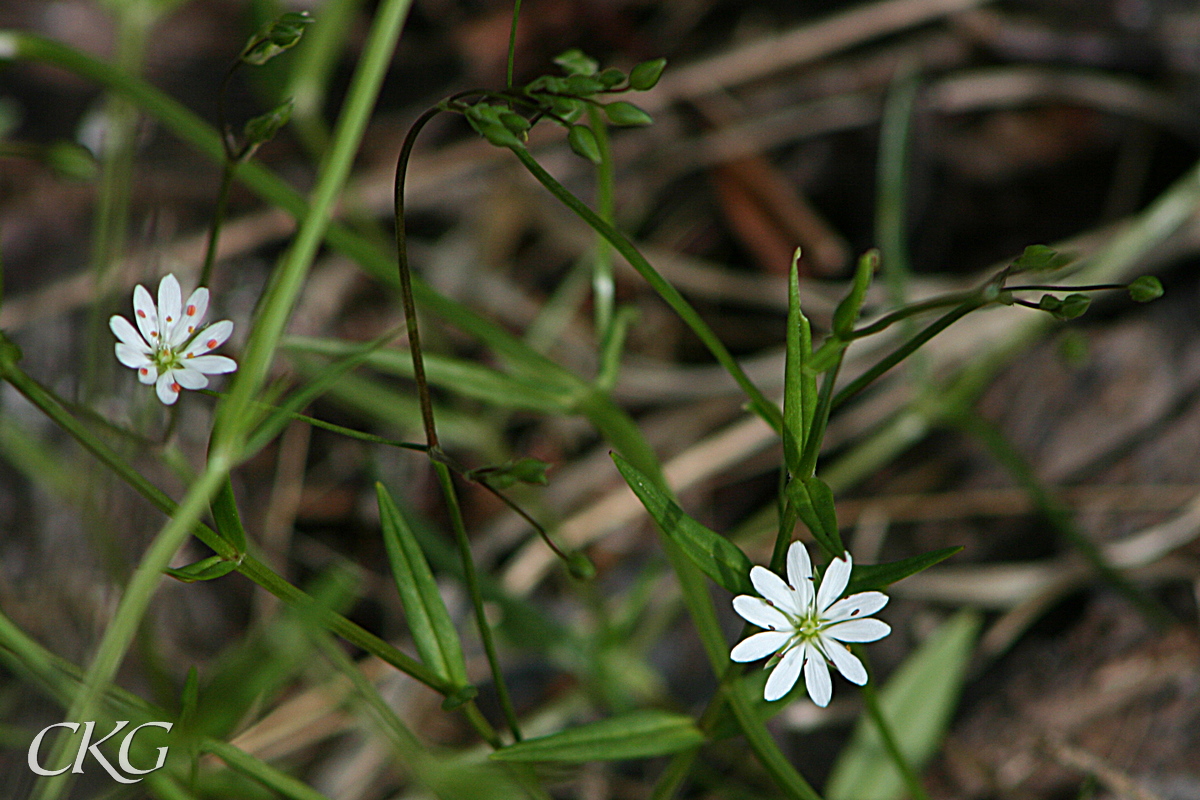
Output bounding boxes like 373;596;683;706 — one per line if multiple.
211;0;414;458
799;349;844;477
200;159;237;286
394;105;444;449
509;145;783;433
434;462;523;741
0;353;506;733
506;0;522;89
847;290;978;340
833;300;980;410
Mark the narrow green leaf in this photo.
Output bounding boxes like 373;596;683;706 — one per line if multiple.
612;453;753;595
628;58;667;91
164;556;240;583
568;124;602;164
376;483;470;687
786;476;843;559
845;547;962;595
489;710;704;762
826;611;981;800
603;100;653;127
833;249;878;338
210;478;248;552
783;250;815;477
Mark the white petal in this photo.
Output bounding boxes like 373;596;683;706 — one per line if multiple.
174;286;209;344
732;595;791;632
786;541;814;610
157;274;182;338
816;552;852;613
133;284;160;345
115;343;151;369
137;363;157;384
822;618;891;643
185;320;234;356
751;566;802;615
731;631;791;663
820;637;867;685
109;315;149;351
183;354;237;374
824;591;888;624
764;644;805;701
803;642;832;707
172;367;208;390
155;373;181;405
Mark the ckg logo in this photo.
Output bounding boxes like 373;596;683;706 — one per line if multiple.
28;721;173;784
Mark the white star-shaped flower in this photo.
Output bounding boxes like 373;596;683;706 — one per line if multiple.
109;274;237;405
731;542;890;706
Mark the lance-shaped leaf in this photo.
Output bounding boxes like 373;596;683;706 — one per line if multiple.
826;611;981;800
832;249;878;338
210;478;247;552
783;250;816;477
376;483;469;687
465;457;550;490
786;475;843;559
489;710;704;762
612;453;753;596
845;547;962;595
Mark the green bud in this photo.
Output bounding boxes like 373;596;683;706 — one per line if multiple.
566;551;596;581
1041;293;1089;320
628;58;667;91
553;48;598;77
1038;294;1062;313
467;457;550;490
1128;275;1163;303
603;100;653;127
499;111;530;134
45;142;97;181
547;95;584;124
243;97;294;147
1012;244;1073;273
240;11;313;66
466;103;524;149
568;124;602;164
564;74;606;97
1058;293;1090;319
597;67;625;88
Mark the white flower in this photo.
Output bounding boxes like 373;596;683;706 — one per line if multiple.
109;274;237;405
731;542;890;707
